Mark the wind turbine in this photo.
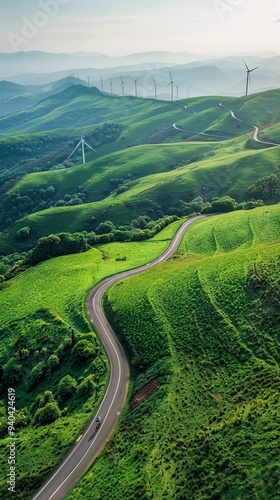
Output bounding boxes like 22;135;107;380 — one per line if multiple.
152;76;161;100
244;61;259;96
119;76;126;96
100;75;104;92
175;84;180;101
132;76;140;97
166;71;174;101
110;78;113;94
68;129;97;164
87;76;90;87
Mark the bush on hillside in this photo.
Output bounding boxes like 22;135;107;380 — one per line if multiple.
16;226;31;240
72;340;96;364
57;375;77;401
96;220;116;234
34;401;60;426
2;358;22;385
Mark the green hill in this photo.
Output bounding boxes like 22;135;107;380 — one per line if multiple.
0;85;187;137
66;205;280;500
0;219;184;499
1;135;279;252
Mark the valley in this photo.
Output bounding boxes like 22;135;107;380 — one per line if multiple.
0;75;279;499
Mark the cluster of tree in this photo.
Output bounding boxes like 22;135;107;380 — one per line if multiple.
0;185;88;230
168;195;265;217
0;250;28;285
246;173;280;202
0;330;98;431
0;135;67;170
28;232;87;265
84;215;180;245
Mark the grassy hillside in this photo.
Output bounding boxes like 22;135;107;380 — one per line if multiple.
0;219;184;499
1;135;279;252
66;205;280;500
1;88;280;250
228;89;280;127
0;86;187;137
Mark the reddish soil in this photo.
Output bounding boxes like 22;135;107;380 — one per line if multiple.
130;379;159;410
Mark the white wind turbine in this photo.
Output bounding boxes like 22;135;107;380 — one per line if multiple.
100;75;104;92
68;129;97;164
244;61;259;96
166;71;174;101
132;76;140;97
152;76;161;100
120;76;127;96
175;83;180;101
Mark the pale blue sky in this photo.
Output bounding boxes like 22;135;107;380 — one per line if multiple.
0;0;279;55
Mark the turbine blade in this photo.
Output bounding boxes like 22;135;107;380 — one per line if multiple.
83;141;97;153
68;140;82;158
249;66;260;73
243;60;249;71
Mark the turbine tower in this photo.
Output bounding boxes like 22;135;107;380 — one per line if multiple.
132;76;140;97
68;129;97;164
244;61;259;96
110;78;113;94
100;76;104;92
152;76;160;100
120;76;126;96
166;71;174;102
175;84;180;101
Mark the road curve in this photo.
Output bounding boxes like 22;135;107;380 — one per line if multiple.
32;214;206;500
219;102;280;147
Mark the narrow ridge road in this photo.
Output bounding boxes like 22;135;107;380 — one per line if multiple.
32;214;206;500
219;101;280;146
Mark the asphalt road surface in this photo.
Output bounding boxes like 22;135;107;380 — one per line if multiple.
32;214;206;500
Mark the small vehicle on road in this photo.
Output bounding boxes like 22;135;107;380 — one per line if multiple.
96;416;101;429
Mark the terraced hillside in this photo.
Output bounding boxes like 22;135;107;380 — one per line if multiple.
67;205;280;500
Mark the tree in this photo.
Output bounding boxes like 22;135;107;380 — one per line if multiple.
211;196;236;213
47;355;60;372
72;340;96;364
77;376;96;398
30;234;61;264
57;375;77;401
96;220;115;234
34;402;60;426
16;226;31;240
3;358;22;385
29;361;46;386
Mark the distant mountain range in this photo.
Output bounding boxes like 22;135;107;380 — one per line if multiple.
0;51;280;105
0;76;87;116
0;50;204;77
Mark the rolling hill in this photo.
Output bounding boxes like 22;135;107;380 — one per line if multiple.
0;77;87;117
66;205;280;500
0;72;279;500
0;87;279;253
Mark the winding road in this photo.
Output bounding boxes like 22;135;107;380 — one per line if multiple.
32;214;206;500
32;94;279;500
219;101;280;146
172;99;279;146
